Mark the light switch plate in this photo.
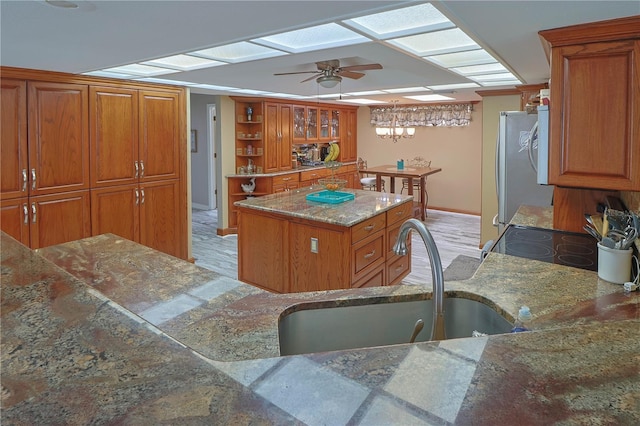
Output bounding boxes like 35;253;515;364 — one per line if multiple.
310;237;318;253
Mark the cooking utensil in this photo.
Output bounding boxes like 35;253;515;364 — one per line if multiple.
583;225;601;241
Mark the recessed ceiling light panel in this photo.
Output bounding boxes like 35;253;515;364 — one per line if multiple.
425;49;497;68
343;3;454;39
143;54;225;71
389;28;479;57
252;23;368;53
451;63;508;76
190;41;287;63
103;63;176;77
405;94;455;102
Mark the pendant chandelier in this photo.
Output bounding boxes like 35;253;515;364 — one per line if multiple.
375;100;415;142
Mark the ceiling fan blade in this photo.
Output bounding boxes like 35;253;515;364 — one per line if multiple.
316;59;340;70
338;70;366;80
340;63;383;72
274;70;320;76
300;74;320;83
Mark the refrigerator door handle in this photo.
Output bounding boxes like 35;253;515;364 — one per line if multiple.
495;125;500;199
527;121;539;173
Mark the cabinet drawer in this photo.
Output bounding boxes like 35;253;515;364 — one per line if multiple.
352;230;385;279
386;221;411;257
386;202;412;227
299;168;330;182
352;213;386;244
387;254;410;286
352;265;385;289
272;172;299;186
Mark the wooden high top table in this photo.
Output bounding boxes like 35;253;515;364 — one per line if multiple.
364;165;442;220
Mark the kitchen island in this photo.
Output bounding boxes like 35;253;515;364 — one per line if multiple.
2;212;639;424
235;187;414;292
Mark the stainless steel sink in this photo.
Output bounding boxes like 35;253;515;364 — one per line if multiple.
279;296;512;356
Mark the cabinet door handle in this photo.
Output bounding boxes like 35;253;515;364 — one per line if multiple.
31;168;36;190
364;224;375;231
283;177;291;181
31;202;36;223
141;189;145;204
363;250;376;259
22;169;27;192
135;189;139;205
23;204;29;224
395;263;405;272
140;161;145;177
135;161;139;178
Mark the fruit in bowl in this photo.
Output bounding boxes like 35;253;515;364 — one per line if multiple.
318;178;347;192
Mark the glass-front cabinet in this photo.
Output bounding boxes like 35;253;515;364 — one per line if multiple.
319;108;341;140
293;105;318;142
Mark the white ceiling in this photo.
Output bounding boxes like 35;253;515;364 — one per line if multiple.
2;1;638;104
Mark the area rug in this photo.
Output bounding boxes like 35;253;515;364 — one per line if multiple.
443;255;482;281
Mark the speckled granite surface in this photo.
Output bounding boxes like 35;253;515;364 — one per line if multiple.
3;221;639;424
235;187;413;227
510;205;554;229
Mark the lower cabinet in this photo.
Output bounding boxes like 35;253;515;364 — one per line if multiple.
1;191;91;249
237;201;412;293
91;179;182;258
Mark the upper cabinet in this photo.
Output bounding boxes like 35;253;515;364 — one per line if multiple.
539;16;640;191
28;81;90;196
292;105;318;142
1;79;27;200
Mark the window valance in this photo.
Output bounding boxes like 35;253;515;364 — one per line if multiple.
370;103;473;127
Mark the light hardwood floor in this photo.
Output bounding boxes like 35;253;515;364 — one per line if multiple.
192;208;482;288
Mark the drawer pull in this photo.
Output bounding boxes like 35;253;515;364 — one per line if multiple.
363;250;376;259
23;204;28;224
283;177;291;181
22;169;27;191
396;210;405;216
31;202;36;223
31;168;36;190
395;264;405;272
364;224;375;231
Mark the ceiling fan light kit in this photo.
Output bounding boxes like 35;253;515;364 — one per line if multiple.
317;74;341;88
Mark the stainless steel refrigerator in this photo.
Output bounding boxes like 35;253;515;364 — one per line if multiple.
495;110;554;232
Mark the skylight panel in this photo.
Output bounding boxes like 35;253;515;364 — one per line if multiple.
425;49;497;68
336;98;380;105
389;28;479;57
427;83;480;90
189;41;287;63
252;23;368;53
405;94;455;102
343;90;386;96
343;3;454;39
382;87;430;94
451;63;508;76
470;72;519;83
142;54;225;71
102;63;175;76
83;70;134;79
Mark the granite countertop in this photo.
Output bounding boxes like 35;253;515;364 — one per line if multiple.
2;205;639;425
235;187;413;227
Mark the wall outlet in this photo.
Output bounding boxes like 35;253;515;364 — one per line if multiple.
310;238;318;253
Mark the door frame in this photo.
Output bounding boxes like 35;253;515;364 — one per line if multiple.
207;103;217;210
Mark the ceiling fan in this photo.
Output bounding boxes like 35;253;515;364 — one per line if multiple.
274;59;382;88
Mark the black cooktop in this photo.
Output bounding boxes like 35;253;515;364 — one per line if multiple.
491;225;598;271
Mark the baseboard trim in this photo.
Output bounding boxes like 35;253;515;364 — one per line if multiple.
217;227;237;236
428;206;481;216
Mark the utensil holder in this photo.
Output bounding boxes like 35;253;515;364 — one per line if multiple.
597;242;632;284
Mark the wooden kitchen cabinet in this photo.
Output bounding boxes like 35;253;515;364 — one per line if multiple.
90;86;139;187
91;179;182;257
264;102;293;173
539;16;640;191
1;198;29;244
237;198;412;293
1;79;27;201
28;81;90;196
340;108;358;163
292;105;318;142
28;190;91;249
1;67;188;259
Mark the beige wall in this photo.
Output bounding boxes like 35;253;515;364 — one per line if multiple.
357;103;483;215
479;95;521;247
